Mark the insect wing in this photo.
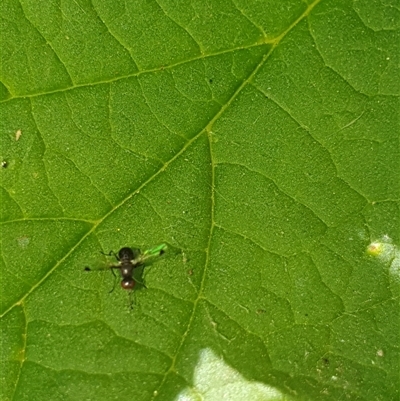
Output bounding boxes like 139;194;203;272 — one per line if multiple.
84;252;120;272
137;243;167;265
143;243;167;256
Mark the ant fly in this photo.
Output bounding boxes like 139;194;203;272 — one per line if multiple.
85;244;167;295
104;247;141;291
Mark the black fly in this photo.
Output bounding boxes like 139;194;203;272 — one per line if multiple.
85;244;167;294
107;247;140;291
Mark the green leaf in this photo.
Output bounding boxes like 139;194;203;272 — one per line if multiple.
1;0;398;400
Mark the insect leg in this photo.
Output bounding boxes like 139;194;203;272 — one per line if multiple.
108;265;119;293
100;250;119;260
132;275;147;289
127;290;134;310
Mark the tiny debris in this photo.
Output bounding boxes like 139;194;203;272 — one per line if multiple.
1;161;8;168
17;236;30;248
15;129;22;141
367;242;383;256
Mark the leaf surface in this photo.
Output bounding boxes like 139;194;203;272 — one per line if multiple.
1;0;399;400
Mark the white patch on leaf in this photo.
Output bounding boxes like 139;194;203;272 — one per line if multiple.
175;348;290;401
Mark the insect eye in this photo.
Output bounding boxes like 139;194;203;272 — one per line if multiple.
119;247;137;260
121;278;135;290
